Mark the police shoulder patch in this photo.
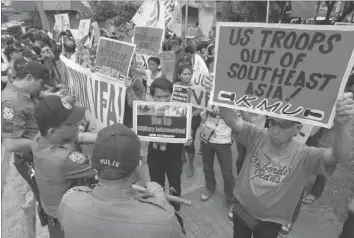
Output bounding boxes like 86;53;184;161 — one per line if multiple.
67;151;86;164
3;107;15;120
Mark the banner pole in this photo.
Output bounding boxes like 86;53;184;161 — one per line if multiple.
184;0;189;36
266;0;270;23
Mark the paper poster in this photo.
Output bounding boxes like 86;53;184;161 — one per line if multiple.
54;14;70;32
60;55;126;131
77;19;91;41
133;101;192;143
190;71;213;110
134;26;164;55
211;23;354;128
171;84;189;103
95;37;136;82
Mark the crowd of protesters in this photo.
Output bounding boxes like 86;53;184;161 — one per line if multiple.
1;22;354;238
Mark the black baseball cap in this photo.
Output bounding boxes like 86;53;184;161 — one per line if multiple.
33;95;86;128
91;124;141;180
13;59;50;82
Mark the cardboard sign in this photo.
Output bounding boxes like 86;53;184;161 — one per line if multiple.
60;55;126;131
77;19;91;41
171;85;189;103
190;71;213;110
54;14;70;32
134;26;164;55
95;37;136;82
211;23;354;128
133;101;192;143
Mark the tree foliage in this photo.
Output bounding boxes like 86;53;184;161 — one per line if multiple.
90;1;142;25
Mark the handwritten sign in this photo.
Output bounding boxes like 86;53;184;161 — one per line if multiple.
190;71;213;110
211;23;354;128
96;37;135;82
133;101;192;143
60;55;126;131
134;26;164;55
54;14;70;32
171;85;189;103
77;19;91;41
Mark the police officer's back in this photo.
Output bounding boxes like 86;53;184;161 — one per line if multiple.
58;124;184;238
31;95;97;237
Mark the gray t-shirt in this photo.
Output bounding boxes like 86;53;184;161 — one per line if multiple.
234;122;329;225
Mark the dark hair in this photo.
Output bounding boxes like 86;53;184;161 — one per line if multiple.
208;45;215;55
178;64;193;75
37;124;53;136
185;46;196;54
148;57;160;65
196;42;208;52
150;77;173;96
63;38;76;53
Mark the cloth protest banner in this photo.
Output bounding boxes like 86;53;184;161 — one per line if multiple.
133;101;192;143
132;0;165;29
161;51;176;81
164;0;176;29
60;55;126;131
134;26;164;55
190;71;213;110
77;19;91;41
168;0;183;37
95;37;136;82
210;23;354;128
54;14;70;32
171;85;189;103
198;1;216;37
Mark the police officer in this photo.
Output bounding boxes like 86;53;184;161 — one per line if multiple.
2;59;50;205
58;124;184;238
31;95;97;238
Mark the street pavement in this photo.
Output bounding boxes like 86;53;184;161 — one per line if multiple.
34;128;340;238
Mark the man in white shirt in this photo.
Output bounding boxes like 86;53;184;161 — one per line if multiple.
184;46;209;75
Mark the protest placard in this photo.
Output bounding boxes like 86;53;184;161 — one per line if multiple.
54;14;70;32
190;71;213;109
95;37;136;82
210;23;354;128
171;85;189;103
60;55;126;131
77;19;91;41
134;26;164;55
186;28;199;38
91;21;101;45
133;101;192;143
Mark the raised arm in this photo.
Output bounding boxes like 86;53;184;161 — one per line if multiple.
219;107;244;133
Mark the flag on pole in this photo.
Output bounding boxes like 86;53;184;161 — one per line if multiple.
198;1;216;39
71;1;94;17
291;1;317;20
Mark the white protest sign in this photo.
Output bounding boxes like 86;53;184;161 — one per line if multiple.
54;14;70;32
60;55;126;131
134;26;164;55
95;37;136;82
190;71;213;110
171;84;189;103
78;19;91;41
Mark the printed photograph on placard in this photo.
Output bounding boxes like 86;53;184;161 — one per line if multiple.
133;101;192;143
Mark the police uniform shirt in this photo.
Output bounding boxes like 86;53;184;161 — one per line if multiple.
31;135;95;218
58;185;183;238
2;83;39;142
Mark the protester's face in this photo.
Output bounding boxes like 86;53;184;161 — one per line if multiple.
148;60;158;72
180;68;192;85
49;121;81;143
268;119;300;145
26;75;45;96
153;88;172;102
172;44;181;52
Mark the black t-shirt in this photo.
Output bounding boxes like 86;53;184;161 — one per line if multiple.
148;142;183;160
